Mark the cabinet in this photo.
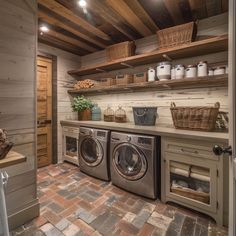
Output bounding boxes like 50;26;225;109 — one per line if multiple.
161;137;228;226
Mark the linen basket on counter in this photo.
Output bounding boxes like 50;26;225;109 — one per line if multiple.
170;102;220;131
132;107;158;126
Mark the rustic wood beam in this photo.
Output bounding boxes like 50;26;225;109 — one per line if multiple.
38;0;111;41
124;0;159;32
38;11;108;49
106;0;153;36
42;29;97;53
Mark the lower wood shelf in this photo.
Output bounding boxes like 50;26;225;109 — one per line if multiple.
0;151;26;169
68;75;228;95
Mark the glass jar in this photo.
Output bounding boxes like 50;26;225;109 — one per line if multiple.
92;104;101;121
104;105;114;122
115;106;126;123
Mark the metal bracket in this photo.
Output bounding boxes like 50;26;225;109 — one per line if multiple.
95;68;106;72
120;62;133;68
162;54;172;61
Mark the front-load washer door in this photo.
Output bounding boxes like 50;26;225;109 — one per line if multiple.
113;143;147;180
80;137;103;167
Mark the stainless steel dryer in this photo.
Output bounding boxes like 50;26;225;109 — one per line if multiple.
79;127;110;181
110;132;160;199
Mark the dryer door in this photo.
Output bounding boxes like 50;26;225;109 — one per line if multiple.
113;143;147;180
80;137;103;167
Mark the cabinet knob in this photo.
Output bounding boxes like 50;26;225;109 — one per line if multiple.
213;145;232;156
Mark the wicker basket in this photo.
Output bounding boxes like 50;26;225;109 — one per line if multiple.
133;72;147;83
171;187;210;204
107;41;136;61
95;78;115;87
157;22;197;49
116;74;133;85
170;102;220;131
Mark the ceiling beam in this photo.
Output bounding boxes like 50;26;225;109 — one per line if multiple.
124;0;159;32
38;11;107;49
106;0;153;37
42;29;97;53
38;0;111;41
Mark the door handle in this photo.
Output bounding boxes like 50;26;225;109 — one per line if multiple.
213;145;232;156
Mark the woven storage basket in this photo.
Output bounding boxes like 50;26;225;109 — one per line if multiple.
96;78;115;87
133;72;147;83
170;102;220;131
171;187;209;204
107;41;136;61
116;74;133;85
157;22;197;49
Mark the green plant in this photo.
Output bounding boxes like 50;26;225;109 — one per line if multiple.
71;96;93;112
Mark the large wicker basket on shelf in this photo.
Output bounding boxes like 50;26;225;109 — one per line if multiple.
106;41;136;61
157;22;197;49
170;102;220;131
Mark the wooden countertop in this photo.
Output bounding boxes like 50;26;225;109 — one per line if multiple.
60;120;228;143
0;151;26;169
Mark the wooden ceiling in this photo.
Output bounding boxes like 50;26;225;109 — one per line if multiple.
38;0;228;56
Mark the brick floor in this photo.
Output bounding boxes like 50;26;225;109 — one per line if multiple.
11;163;228;236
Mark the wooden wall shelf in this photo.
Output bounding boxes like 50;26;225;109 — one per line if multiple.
68;75;228;95
68;35;228;77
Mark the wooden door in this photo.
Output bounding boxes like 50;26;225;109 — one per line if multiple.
37;56;52;168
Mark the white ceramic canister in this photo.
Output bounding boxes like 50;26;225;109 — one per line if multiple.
213;66;225;76
156;61;171;81
185;65;197;78
171;67;175;80
175;64;185;80
208;68;214;76
197;61;208;77
147;67;156;81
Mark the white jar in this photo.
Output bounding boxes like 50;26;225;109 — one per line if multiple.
197;61;208;77
213;67;225;76
175;64;185;80
148;67;156;82
208;68;214;76
171;67;175;80
156;61;171;81
185;65;197;78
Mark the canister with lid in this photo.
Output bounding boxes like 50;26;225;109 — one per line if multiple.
148;67;156;82
156;61;171;81
104;105;114;122
175;64;185;80
115;106;126;123
208;68;214;76
171;67;175;80
213;66;225;76
185;65;197;78
197;61;208;77
92;104;101;121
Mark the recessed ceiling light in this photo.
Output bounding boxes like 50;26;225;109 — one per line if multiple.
78;0;87;8
39;25;49;33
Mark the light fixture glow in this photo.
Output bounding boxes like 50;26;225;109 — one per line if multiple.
39;25;49;33
78;0;87;8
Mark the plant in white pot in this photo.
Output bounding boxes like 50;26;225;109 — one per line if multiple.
71;96;93;120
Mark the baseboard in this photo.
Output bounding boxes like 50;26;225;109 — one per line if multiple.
8;199;40;230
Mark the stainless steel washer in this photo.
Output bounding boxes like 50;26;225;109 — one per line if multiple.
79;127;110;181
110;132;160;199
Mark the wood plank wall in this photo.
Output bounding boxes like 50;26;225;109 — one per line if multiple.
38;43;80;163
0;0;39;229
77;13;228;126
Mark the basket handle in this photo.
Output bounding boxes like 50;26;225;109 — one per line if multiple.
214;102;220;109
171;102;176;108
134;108;147;117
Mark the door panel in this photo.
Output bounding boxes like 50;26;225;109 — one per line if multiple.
37;57;52;168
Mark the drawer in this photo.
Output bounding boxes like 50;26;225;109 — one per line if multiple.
163;138;219;161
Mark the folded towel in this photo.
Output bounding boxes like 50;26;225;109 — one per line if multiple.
170;167;189;177
191;166;210;177
170;161;190;171
190;173;210;182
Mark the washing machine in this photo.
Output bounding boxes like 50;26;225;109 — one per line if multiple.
79;127;110;181
110;132;160;199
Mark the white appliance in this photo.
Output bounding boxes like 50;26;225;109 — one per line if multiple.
62;126;79;165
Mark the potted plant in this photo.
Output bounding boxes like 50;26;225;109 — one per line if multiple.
71;96;93;120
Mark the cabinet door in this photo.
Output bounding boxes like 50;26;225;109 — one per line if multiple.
164;152;218;214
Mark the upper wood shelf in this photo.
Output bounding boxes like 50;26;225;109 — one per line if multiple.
0;151;26;169
68;75;228;95
68;35;228;77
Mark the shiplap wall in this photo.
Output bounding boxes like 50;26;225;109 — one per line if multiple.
77;13;228;126
38;43;80;163
0;0;39;229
